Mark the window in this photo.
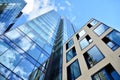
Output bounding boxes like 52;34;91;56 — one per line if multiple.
83;46;104;69
94;24;109;36
92;64;120;80
66;39;74;50
67;60;81;80
76;30;86;40
66;47;76;62
102;30;120;51
79;35;92;50
87;20;98;28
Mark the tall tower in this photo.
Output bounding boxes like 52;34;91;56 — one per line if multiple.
0;10;63;80
44;17;76;80
62;18;120;80
0;0;26;35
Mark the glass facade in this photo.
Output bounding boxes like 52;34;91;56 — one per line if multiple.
0;10;61;80
83;46;104;68
102;30;120;51
92;64;120;80
66;47;76;62
67;60;81;80
44;18;75;80
94;24;109;36
0;0;26;35
79;35;92;50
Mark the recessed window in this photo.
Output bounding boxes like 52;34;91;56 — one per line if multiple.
87;20;98;28
66;39;74;50
67;60;81;80
92;64;120;80
66;47;76;62
94;24;109;36
102;30;120;51
76;30;86;40
79;35;92;50
83;46;104;69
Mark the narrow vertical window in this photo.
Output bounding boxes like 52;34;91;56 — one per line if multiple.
66;47;76;62
66;39;74;50
67;60;81;80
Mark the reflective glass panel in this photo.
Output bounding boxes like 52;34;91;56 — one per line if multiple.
79;35;92;50
80;38;89;49
67;60;81;80
27;44;41;60
94;24;109;36
8;73;22;80
0;75;6;80
66;47;76;62
17;36;33;51
0;64;11;77
13;58;34;80
92;64;120;80
90;20;98;26
107;30;120;46
84;46;104;68
102;30;120;51
0;48;23;70
66;39;74;50
78;30;86;38
0;39;9;55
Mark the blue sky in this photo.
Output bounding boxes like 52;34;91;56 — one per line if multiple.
14;0;120;31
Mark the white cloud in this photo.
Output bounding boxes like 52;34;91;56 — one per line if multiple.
65;1;71;6
22;0;56;20
22;0;34;14
60;6;66;11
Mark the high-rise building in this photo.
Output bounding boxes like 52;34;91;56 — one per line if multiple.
0;10;75;80
44;17;75;80
0;0;26;35
63;18;120;80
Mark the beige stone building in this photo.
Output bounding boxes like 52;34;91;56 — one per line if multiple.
62;19;120;80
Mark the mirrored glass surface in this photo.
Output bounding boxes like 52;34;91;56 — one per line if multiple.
94;24;109;36
13;58;34;80
0;48;23;70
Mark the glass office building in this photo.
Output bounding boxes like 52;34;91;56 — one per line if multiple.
0;10;65;80
44;18;75;80
63;18;120;80
0;0;26;35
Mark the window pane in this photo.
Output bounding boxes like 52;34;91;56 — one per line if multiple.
0;64;11;77
27;44;42;60
79;35;92;50
94;24;109;36
92;64;120;80
84;46;104;68
80;38;89;49
0;39;9;55
13;59;34;80
66;39;74;50
66;47;76;62
17;36;33;51
0;48;23;70
107;30;120;46
102;30;120;51
0;75;6;80
67;60;81;80
79;30;86;38
90;20;98;26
